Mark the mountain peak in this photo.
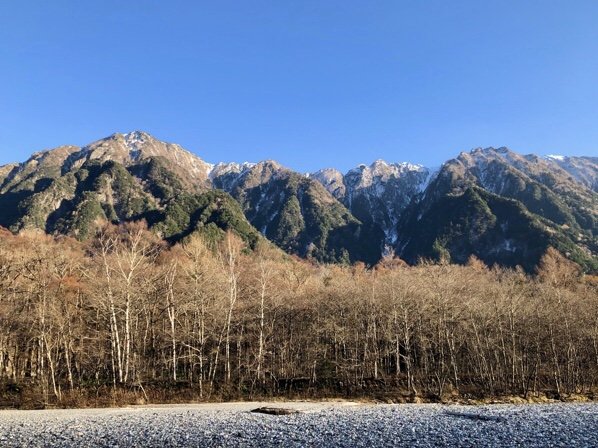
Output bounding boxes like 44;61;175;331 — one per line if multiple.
371;159;388;168
45;131;214;189
469;146;512;157
309;168;345;199
123;130;149;140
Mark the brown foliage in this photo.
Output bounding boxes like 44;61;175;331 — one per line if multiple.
0;228;596;408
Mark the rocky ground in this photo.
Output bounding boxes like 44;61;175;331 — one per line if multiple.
0;401;596;447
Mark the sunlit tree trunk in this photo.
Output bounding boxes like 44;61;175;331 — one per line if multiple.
219;231;242;384
164;260;178;381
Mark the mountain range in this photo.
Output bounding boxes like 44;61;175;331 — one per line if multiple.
1;131;597;272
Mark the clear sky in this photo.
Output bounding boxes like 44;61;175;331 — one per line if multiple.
1;1;597;173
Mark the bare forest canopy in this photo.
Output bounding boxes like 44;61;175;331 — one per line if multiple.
0;221;597;409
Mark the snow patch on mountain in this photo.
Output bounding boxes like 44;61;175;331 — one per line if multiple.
546;154;565;162
124;133;144;161
209;162;256;179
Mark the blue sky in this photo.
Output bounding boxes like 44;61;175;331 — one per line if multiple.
1;1;596;173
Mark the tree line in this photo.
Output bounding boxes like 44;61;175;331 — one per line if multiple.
0;221;597;408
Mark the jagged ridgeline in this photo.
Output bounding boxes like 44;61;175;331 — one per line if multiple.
1;132;597;271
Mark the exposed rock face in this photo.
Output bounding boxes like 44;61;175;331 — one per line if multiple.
64;131;215;190
310;168;346;200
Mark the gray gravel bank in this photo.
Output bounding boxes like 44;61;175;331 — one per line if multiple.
1;402;597;447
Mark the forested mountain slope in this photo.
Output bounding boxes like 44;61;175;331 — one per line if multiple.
1;132;596;272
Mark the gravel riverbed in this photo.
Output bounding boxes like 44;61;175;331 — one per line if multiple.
0;401;597;447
